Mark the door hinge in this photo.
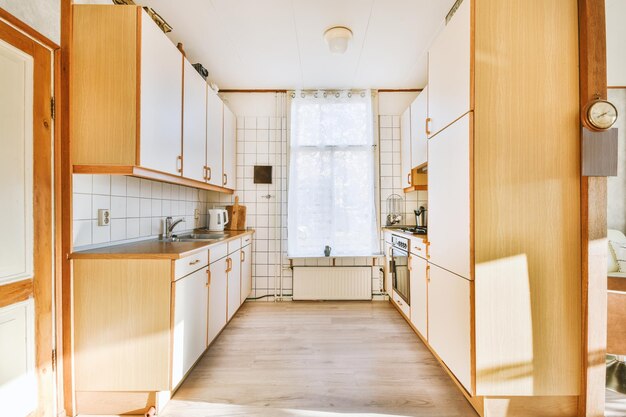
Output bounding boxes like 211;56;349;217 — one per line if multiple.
50;97;55;120
52;349;57;372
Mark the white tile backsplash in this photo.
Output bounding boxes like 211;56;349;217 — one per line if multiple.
73;175;209;249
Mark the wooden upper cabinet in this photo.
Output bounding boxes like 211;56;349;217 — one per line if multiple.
182;60;208;183
139;10;183;176
222;105;236;189
410;87;428;168
206;88;223;187
400;107;412;187
427;0;471;138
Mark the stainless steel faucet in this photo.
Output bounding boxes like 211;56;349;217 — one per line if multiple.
164;216;186;239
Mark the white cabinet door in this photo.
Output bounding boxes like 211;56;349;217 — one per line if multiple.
428;113;471;279
171;267;208;388
182;59;207;182
139;11;183;175
410;87;428;168
383;241;392;295
240;244;252;304
427;0;470;137
428;264;471;391
207;257;228;345
205;88;223;187
400;107;412;187
227;253;241;321
222;105;236;189
409;255;428;339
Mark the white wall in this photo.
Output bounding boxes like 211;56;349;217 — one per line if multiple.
0;0;60;44
607;0;626;87
608;88;626;234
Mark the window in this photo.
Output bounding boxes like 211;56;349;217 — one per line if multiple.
288;90;378;257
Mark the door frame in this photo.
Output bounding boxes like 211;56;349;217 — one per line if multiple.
578;1;610;416
0;7;60;417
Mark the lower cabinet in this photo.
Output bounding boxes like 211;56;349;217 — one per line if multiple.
208;256;228;345
227;252;241;321
172;266;209;388
409;254;428;339
384;240;392;295
240;243;252;303
428;264;471;391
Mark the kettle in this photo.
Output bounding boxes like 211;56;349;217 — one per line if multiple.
415;206;428;228
208;209;229;231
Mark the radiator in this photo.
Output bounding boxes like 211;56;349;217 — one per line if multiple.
292;267;372;300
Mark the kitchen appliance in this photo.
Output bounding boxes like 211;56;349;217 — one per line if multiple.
208;209;229;231
390;235;410;305
386;194;403;226
415;206;428;228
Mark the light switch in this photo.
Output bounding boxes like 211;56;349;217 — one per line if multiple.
98;209;110;226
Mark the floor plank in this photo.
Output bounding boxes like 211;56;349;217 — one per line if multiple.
161;301;478;417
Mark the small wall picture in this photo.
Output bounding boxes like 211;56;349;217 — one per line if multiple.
254;166;273;184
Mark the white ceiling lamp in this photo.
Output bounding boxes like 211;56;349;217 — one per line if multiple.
324;26;353;54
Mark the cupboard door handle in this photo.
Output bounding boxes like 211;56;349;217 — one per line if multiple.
427;265;431;282
408;255;412;271
241;250;245;262
426;117;432;136
189;259;200;266
206;269;211;286
226;258;232;273
177;155;182;173
223;173;228;186
207;166;212;181
407;173;411;185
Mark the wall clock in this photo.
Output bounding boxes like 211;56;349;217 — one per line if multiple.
586;98;618;130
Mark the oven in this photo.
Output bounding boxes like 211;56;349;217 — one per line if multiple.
390;235;410;305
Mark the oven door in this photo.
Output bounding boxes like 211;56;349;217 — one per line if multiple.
392;247;410;305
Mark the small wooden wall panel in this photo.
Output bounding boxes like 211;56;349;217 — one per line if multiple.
71;5;137;166
73;259;171;391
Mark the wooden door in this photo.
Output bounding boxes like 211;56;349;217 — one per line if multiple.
222;105;236;189
207;257;228;345
240;244;252;304
428;264;471;391
171;267;209;388
182;59;207;182
0;17;55;417
206;88;223;187
139;10;183;175
410;87;428;168
400;107;412;187
227;253;241;321
409;255;428;339
428;113;471;279
427;0;470;137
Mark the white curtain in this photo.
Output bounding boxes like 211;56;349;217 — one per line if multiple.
288;90;378;257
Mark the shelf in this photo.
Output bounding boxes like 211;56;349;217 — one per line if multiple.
403;184;428;193
73;165;235;194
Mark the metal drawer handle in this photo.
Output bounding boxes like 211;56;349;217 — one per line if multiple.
189;259;200;266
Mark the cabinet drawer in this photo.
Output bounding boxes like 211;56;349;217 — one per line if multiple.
228;238;241;254
242;234;252;247
209;243;228;263
174;251;209;280
393;290;410;318
410;238;428;259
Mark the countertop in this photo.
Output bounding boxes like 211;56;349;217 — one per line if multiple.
382;227;428;243
70;229;255;260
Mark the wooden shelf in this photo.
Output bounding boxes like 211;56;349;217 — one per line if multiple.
73;165;235;194
403;184;428;193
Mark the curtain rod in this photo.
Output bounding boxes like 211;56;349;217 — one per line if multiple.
219;89;423;93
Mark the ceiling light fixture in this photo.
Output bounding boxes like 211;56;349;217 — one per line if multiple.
324;26;353;54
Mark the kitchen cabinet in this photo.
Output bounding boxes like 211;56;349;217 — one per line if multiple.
182;59;208;183
427;0;470;137
227;252;241;321
222;105;237;189
139;11;183;176
409;254;428;339
392;290;410;318
70;5;235;195
400;107;412;187
410;87;428;168
428;263;471;391
383;240;393;295
171;266;209;388
428;113;471;280
206;88;224;187
208;256;228;345
240;242;252;303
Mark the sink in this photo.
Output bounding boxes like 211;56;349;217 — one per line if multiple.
167;232;228;242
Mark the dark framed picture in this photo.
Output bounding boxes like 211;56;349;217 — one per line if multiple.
254;166;272;184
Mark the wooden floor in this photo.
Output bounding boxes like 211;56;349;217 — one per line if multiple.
161;301;478;417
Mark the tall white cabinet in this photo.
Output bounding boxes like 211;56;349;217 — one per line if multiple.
182;59;208;183
410;86;428;168
206;89;224;187
400;107;412;187
222;105;236;189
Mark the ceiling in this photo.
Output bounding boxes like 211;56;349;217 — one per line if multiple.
139;0;455;90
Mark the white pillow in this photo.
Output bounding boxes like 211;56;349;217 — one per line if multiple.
610;241;626;273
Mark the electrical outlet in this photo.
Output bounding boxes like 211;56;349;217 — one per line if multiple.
98;209;110;226
194;208;200;220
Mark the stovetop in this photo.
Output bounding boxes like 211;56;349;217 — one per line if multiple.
398;226;427;235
